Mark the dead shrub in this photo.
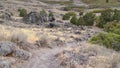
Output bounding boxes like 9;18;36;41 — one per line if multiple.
35;36;49;47
9;31;28;46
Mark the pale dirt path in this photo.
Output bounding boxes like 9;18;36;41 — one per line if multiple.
17;47;65;68
17;42;77;68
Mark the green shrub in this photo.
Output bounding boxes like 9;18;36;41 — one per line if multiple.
104;21;120;34
67;12;76;16
18;8;27;17
91;9;120;51
112;9;120;21
70;12;95;26
90;32;120;51
62;12;76;20
62;14;71;20
96;18;106;28
78;17;85;25
70;16;78;25
49;12;54;17
96;9;113;28
83;12;95;26
100;9;113;22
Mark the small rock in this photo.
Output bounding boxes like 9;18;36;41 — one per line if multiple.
0;41;16;56
12;49;32;60
74;31;81;34
0;19;4;24
47;22;59;28
49;16;55;22
0;60;10;68
35;40;41;47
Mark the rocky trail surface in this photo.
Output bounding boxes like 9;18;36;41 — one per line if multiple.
17;42;83;68
10;23;99;68
15;26;99;68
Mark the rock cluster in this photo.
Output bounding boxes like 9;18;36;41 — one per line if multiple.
78;29;98;41
23;11;55;24
0;60;10;68
0;41;15;56
73;27;99;42
13;49;32;60
46;22;60;28
0;41;32;68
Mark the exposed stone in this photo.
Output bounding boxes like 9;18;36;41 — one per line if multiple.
0;60;10;68
46;22;59;28
23;12;40;24
0;41;16;56
40;11;48;22
49;16;55;22
74;31;81;34
35;40;41;47
0;4;4;10
12;49;32;60
23;11;48;24
0;19;4;24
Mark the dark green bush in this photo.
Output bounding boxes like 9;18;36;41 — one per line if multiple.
67;12;76;16
70;12;95;26
70;16;78;25
62;14;71;20
62;12;76;20
100;9;113;22
83;12;95;26
78;17;86;25
104;21;120;34
90;32;120;51
112;9;120;21
96;18;106;28
18;8;27;17
91;9;120;51
96;9;113;28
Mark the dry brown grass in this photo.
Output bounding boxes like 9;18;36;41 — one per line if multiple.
57;43;120;68
0;25;39;44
